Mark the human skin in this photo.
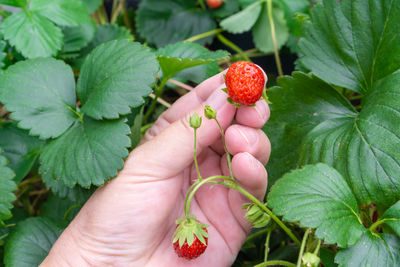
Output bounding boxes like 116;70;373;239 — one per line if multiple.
41;70;271;267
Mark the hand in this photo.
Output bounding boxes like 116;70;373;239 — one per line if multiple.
41;71;271;267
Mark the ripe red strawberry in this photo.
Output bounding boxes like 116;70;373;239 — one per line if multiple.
173;216;209;260
225;61;265;105
207;0;223;9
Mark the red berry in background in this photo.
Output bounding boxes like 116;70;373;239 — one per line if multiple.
173;228;208;260
207;0;223;9
225;61;265;105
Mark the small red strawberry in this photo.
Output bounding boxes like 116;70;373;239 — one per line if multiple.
173;215;209;260
207;0;223;9
225;61;265;105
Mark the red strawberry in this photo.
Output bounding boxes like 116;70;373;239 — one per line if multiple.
173;216;209;260
207;0;223;9
225;61;265;105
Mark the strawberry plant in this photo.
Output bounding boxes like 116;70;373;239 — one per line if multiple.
0;0;400;266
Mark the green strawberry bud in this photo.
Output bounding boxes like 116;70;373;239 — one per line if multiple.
242;203;271;228
204;105;217;119
302;252;320;267
189;113;202;129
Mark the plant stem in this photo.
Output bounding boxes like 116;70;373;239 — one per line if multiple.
143;77;169;124
197;0;206;9
67;105;83;121
254;260;296;267
313;239;321;254
193;128;202;181
216;34;251;62
214;118;233;179
18;176;41;188
64;204;82;221
297;228;311;267
184;28;224;43
246;228;269;242
183;175;300;246
264;227;273;261
266;0;283;76
121;0;133;32
111;0;123;24
185;175;234;216
234;185;301;246
0;6;8;18
140;123;153;134
369;218;398;232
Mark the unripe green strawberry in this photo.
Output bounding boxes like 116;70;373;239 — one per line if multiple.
225;61;265;105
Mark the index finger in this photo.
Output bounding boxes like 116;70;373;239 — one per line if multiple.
161;70;228;123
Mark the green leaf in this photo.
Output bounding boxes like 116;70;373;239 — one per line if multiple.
4;217;63;267
39;117;130;187
263;72;356;186
42;173;95;202
320;247;338;267
77;40;158;120
0;122;44;182
252;2;289;53
0;58;78;139
335;232;400;266
30;0;90;26
268;163;365;247
1;11;63;58
156;42;229;80
0;0;26;7
381;200;400;236
129;107;144;149
74;24;133;68
61;22;96;55
0;153;17;226
137;0;216;48
0;39;6;73
210;0;240;19
220;0;263;34
81;0;102;13
299;0;400;93
300;72;400;206
40;193;89;223
265;71;400;207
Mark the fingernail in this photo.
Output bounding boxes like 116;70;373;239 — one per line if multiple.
205;89;229;111
236;127;258;146
255;101;268;121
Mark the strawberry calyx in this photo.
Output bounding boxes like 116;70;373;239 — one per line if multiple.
173;215;209;248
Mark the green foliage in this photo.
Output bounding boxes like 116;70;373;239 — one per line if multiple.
78;40;158;119
268;163;365;247
61;22;96;57
0;58;78;139
381;200;400;236
0;122;44;182
1;0;91;58
156;42;229;80
81;0;102;13
1;11;64;58
0;153;16;226
137;0;216;47
221;0;289;53
30;0;90;26
0;0;26;7
4;217;63;267
335;232;400;266
40;117;130;187
299;0;400;93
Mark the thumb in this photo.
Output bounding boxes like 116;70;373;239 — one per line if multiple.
122;89;235;179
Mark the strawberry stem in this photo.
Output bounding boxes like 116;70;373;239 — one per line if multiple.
296;228;311;267
213;117;234;179
216;33;251;62
183;175;301;246
193;128;203;181
184;28;224;43
266;0;283;77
